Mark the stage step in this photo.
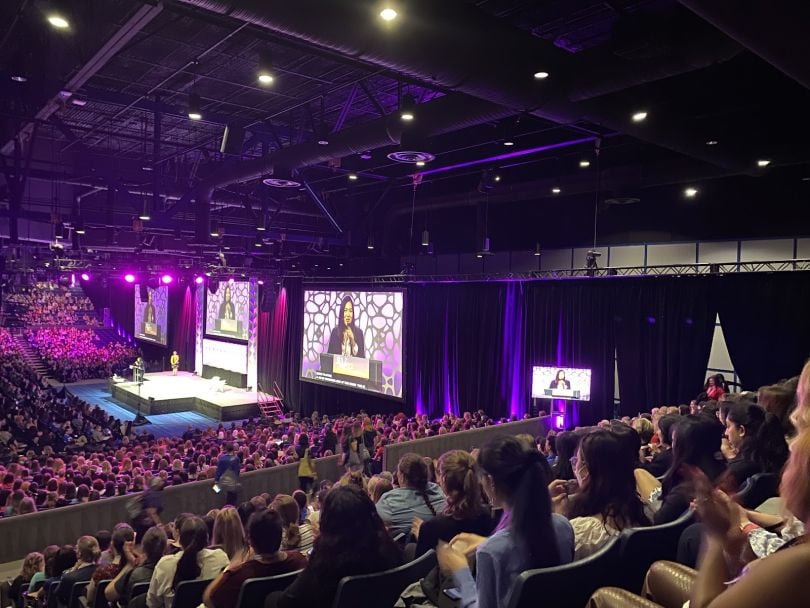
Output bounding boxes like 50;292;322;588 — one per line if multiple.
13;335;53;380
257;392;283;419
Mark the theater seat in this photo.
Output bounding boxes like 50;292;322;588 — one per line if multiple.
68;581;90;608
506;536;621;608
93;580;112;608
173;579;213;608
331;549;436;608
616;509;694;593
235;570;303;608
735;472;779;509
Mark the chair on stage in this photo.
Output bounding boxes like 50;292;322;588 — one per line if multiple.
210;376;226;392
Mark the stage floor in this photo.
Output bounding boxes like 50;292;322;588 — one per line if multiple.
109;372;261;421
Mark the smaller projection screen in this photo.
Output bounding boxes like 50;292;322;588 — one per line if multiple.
532;366;593;401
134;284;168;345
300;290;404;399
206;280;249;341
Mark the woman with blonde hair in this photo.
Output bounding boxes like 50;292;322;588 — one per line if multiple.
211;506;248;563
367;475;393;504
413;450;494;558
789;359;810;438
1;551;44;608
272;495;315;554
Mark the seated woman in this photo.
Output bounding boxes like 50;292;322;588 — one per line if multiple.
106;527;168;608
551;431;581;481
413;450;495;558
210;507;249;563
86;525;136;605
376;453;447;536
722;401;788;491
272;495;315;555
146;517;229;608
436;436;574;608
556;429;650;559
1;551;44;608
654;417;727;524
269;485;403;607
203;509;307;608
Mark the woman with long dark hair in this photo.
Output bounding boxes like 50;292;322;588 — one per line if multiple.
563;430;650;558
437;436;574;608
552;431;581;481
723;401;788;489
271;485;402;607
146;516;228;608
654;417;726;524
376;452;447;536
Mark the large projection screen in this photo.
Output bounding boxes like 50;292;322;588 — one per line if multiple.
134;285;168;345
205;280;250;341
300;290;404;399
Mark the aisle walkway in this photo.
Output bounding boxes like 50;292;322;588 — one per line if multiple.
66;382;234;437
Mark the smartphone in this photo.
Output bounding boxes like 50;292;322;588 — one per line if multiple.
212;484;221;494
565;479;579;493
443;588;462;601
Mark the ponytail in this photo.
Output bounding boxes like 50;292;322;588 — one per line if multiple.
284;523;302;549
172;517;208;590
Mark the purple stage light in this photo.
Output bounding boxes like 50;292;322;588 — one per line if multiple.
257;279;264;285
228;278;235;284
194;276;204;285
124;273;136;283
80;273;90;281
161;274;173;285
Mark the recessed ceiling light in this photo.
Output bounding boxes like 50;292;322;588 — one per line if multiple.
801;177;810;182
400;111;414;122
493;175;501;182
756;159;771;167
533;71;549;80
380;7;398;21
47;15;70;29
551;186;561;194
11;75;27;83
503;140;515;147
632;111;648;123
705;140;718;146
348;173;358;181
579;160;590;168
257;73;274;85
684;187;698;198
415;161;425;167
188;111;202;121
476;253;483;259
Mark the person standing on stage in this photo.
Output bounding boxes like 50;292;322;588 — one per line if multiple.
170;351;180;376
133;357;145;384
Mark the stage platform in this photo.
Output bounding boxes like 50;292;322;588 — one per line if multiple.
109;372;261;421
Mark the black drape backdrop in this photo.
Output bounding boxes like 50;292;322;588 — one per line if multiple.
716;272;810;389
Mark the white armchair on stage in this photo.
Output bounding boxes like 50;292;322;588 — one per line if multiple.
210;376;226;392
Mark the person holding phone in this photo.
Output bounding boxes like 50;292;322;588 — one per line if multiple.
436;437;574;608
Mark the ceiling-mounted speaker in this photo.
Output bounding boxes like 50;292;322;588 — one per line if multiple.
220;123;245;156
139;284;148;302
146;276;159;290
208;279;219;295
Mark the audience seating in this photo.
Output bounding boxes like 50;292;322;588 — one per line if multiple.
68;581;89;608
615;509;695;593
506;536;621;608
173;579;213;608
92;580;111;608
736;472;779;509
234;570;303;608
331;549;437;608
128;581;150;601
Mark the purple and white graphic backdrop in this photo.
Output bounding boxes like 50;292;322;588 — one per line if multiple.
133;285;168;345
205;280;250;341
301;290;403;398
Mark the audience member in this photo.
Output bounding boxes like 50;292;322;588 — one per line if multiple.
376;452;447;536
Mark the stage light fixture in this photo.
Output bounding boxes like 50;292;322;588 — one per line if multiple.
493;174;501;182
210;221;221;238
11;75;27;83
533;71;549;80
47;14;70;29
367;236;375;250
194;276;204;285
380;7;398;21
256;215;267;231
706;140;718;146
161;274;173;285
632;111;648;123
416;161;426;167
579;160;591;168
348;173;359;181
187;93;202;121
534;243;542;257
399;94;416;122
684;187;698;198
138;205;151;221
421;229;430;247
756;159;771;167
124;273;136;283
551;186;561;194
80;273;90;281
74;221;86;235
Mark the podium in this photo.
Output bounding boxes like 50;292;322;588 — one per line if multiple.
215;318;243;337
140;321;162;342
543;388;581;400
319;353;383;386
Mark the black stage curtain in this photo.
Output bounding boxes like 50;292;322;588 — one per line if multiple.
167;285;196;373
613;277;718;415
716;272;810;389
524;280;617;427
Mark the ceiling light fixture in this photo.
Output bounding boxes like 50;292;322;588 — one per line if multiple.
415;160;426;167
756;159;771;167
187;93;202;121
11;75;27;83
257;49;274;85
380;7;398;21
367;236;375;250
551;186;561;194
348;173;359;181
705;140;718;146
684;187;698;198
421;229;430;247
534;242;542;257
400;94;416;122
579;160;590;168
124;274;136;284
47;14;70;29
632;111;648;123
533;71;549;80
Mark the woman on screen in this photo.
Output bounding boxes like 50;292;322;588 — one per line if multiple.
327;296;365;358
218;286;236;320
145;290;156;324
549;369;571;390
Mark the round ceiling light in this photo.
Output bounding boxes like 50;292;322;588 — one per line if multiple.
386;151;436;164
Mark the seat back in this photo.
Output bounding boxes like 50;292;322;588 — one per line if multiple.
235;570;302;608
332;550;436;608
173;579;213;608
617;510;694;593
506;536;622;608
68;581;90;608
736;473;779;509
128;581;151;602
93;580;112;608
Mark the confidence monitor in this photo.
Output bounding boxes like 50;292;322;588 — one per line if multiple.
532;366;592;401
300;290;404;399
